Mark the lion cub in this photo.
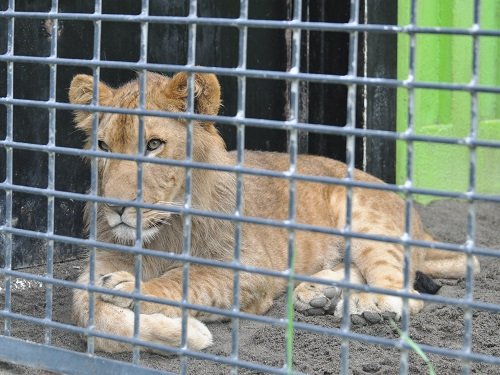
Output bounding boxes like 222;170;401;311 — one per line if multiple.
69;72;479;353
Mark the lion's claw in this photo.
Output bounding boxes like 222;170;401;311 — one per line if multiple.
350;311;399;326
350;312;384;326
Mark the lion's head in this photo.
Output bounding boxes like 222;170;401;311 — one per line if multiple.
69;72;227;244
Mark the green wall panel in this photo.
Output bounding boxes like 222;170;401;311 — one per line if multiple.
397;0;500;203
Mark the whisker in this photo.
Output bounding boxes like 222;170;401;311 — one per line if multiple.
156;200;184;207
143;213;172;228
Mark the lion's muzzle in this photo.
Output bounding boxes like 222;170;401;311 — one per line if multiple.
105;205;166;243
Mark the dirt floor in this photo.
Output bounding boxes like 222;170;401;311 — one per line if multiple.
1;199;499;374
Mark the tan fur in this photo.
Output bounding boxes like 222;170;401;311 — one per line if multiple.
69;72;480;353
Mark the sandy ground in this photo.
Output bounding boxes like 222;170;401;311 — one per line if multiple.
1;199;499;374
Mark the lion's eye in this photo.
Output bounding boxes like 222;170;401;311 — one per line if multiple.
98;140;110;152
146;139;163;152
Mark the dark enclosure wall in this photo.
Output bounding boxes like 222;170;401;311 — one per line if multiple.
0;0;395;268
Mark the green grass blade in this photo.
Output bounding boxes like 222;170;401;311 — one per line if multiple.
389;319;436;375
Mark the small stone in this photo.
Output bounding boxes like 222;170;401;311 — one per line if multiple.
324;287;340;299
362;311;383;324
310;296;328;308
351;314;366;325
305;308;325;316
362;363;381;373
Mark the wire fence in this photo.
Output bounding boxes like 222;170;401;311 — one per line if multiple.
0;0;499;374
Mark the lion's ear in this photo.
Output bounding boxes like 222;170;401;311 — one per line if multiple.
163;72;221;121
68;74;114;133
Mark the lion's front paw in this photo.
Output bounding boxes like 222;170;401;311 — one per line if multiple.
347;292;424;325
293;281;342;316
182;317;213;350
98;271;136;308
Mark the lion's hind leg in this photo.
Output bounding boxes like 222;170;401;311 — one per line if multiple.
346;238;425;322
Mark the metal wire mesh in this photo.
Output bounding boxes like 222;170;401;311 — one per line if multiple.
0;0;499;374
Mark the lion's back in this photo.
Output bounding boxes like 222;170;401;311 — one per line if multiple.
230;150;384;183
228;151;351;225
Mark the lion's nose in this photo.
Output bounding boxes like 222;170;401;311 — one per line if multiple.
108;204;126;216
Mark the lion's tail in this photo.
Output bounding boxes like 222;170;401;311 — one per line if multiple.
418;232;480;279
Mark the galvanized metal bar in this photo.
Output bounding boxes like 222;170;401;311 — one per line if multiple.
284;0;302;372
0;97;485;151
2;255;500;342
86;0;103;355
1;182;500;260
463;1;481;373
230;0;249;372
2;0;15;338
5;214;500;284
1;55;499;94
131;0;150;364
1;258;499;318
43;0;59;346
0;336;173;375
399;0;417;372
0;332;297;375
3;96;499;149
2;141;500;203
340;1;360;373
0;10;499;37
179;2;198;372
2;305;500;368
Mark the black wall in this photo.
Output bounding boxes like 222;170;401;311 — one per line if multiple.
0;0;394;268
